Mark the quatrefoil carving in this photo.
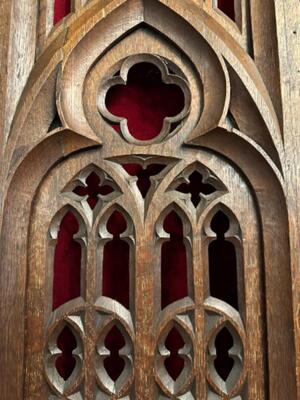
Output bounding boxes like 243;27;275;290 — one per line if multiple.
168;163;227;215
98;54;191;144
62;165;121;226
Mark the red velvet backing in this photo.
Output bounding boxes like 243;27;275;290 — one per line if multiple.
53;0;235;25
54;0;71;24
52;1;235;384
218;0;235;21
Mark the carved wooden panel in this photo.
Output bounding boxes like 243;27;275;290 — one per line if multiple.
0;1;299;400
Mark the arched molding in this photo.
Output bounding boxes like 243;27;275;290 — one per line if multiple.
3;0;283;191
0;0;296;398
197;130;297;399
0;129;98;399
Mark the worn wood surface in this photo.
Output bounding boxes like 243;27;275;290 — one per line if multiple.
0;0;299;399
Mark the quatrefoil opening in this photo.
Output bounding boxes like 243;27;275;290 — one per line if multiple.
169;163;227;215
62;165;121;226
98;54;191;144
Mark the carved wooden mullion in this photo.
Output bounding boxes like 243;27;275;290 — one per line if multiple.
37;0;55;55
204;297;246;398
199;191;265;399
134;220;156;399
192;221;207;400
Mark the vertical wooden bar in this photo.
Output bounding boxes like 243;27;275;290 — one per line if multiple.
1;0;38;145
135;223;155;399
250;0;283;129
36;0;54;55
274;0;300;396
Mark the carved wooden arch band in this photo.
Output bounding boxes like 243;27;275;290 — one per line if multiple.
0;1;298;400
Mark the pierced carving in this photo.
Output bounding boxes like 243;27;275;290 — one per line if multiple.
98;54;191;145
205;297;246;398
122;163;166;198
96;319;134;397
45;310;84;397
95;297;135;398
203;205;245;315
156;320;194;397
207;323;243;395
168;163;226;215
99;209;134;310
49;208;87;311
108;155;178;215
155;298;195;397
3;0;294;397
62;165;121;226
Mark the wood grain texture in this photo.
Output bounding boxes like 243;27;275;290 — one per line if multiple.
0;0;299;399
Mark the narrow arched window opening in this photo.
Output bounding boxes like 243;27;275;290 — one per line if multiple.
102;211;130;309
161;211;189;309
53;211;81;310
208;210;239;310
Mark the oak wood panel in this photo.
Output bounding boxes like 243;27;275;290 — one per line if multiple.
0;0;299;399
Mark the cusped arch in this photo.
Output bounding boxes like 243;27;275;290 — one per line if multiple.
202;202;242;240
197;132;297;399
155;201;193;243
49;203;87;241
0;1;295;399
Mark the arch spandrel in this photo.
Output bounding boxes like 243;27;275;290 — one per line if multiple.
4;0;283;182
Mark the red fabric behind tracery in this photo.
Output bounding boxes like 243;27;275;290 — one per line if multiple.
54;0;71;24
106;62;184;141
53;3;192;380
217;0;235;21
53;212;81;310
52;62;187;379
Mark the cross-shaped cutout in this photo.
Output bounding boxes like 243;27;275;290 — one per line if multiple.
175;170;216;207
122;163;166;198
73;172;114;210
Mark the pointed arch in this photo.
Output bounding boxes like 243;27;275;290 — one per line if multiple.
49;205;86;310
197;132;297;398
203;203;245;318
156;202;193;310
